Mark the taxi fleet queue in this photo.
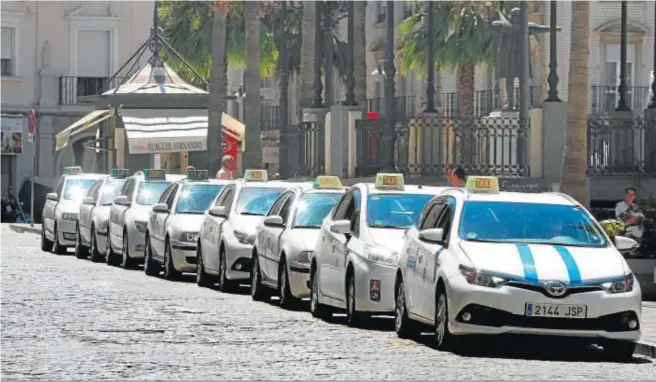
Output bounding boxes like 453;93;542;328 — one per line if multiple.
39;166;643;362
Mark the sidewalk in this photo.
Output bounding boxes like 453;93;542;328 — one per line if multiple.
638;301;656;358
7;223;41;235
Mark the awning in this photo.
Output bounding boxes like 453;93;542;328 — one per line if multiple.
55;109;114;151
121;109;245;155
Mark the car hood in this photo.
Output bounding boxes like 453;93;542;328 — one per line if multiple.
58;200;82;214
459;241;627;284
232;214;265;235
168;214;205;233
290;228;320;251
368;228;407;254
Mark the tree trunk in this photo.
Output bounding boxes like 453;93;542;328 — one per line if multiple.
244;1;262;169
561;2;590;206
456;62;476;165
208;8;228;175
298;1;316;118
353;1;367;113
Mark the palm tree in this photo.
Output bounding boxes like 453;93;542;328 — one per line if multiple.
298;1;318;116
208;1;230;175
561;1;590;206
243;1;262;169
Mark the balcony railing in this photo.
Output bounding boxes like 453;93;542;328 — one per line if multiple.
59;76;124;105
366;96;418;122
590;85;651;114
260;105;281;131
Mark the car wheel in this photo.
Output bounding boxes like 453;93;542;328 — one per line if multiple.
216;246;235;293
250;252;269;301
163;239;181;281
74;224;89;259
602;340;636;362
196;245;214;287
345;273;366;327
434;287;453;350
41;223;53;252
105;232;119;266
310;267;332;320
120;231;136;269
395;279;420;339
88;225;102;262
143;236;160;277
51;223;67;255
278;258;300;310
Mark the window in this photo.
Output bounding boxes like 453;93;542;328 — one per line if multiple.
99;179;126;205
601;43;636;111
1;26;15;76
157;183;176;204
376;2;387;23
62;178;98;202
235;187;286;216
367;193;434;229
294;193;342;228
135;181;171;205
419;201;444;230
77;77;111;97
268;192;292;216
175;184;225;214
121;179;135;201
86;180;103;200
221;188;236;210
279;196;294;224
165;184;179;209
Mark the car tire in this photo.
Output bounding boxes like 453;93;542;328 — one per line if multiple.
88;226;103;263
434;286;453;350
51;223;67;255
310;267;332;320
602;340;636;362
163;239;182;281
120;230;136;269
41;223;53;252
105;231;119;266
143;235;161;277
250;252;269;301
346;273;366;328
278;258;300;310
74;224;89;259
216;246;235;293
395;279;420;339
196;244;214;288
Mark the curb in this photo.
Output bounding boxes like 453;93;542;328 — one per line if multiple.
8;224;41;235
636;341;656;358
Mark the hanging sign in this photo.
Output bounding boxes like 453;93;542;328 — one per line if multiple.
28;108;36;143
1;114;24;155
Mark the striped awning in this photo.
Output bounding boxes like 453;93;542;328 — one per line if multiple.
56;109;114;151
121;109;245;155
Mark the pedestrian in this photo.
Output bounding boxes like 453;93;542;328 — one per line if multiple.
445;166;466;187
615;187;644;240
216;155;236;180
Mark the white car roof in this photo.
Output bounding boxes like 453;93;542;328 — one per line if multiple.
166;174;186;181
462;191;575;205
64;173;107;181
180;179;231;186
240;180;305;189
364;184;448;196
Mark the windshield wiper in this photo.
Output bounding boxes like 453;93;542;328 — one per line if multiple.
240;212;264;216
294;225;320;229
369;224;404;229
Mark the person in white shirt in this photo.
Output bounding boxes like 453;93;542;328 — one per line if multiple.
615;187;644;240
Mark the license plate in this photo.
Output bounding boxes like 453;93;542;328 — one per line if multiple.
525;303;587;318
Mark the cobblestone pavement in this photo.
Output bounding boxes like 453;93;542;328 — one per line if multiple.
1;226;654;380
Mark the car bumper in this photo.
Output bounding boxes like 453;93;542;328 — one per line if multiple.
445;274;642;341
126;229;146;259
288;261;311;298
352;258;396;314
171;240;198;273
224;240;253;281
96;230;108;255
57;218;77;246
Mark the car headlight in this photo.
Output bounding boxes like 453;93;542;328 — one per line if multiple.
364;246;398;266
234;230;255;245
134;221;148;232
297;251;312;264
459;265;505;288
603;273;634;294
61;213;78;221
179;232;198;243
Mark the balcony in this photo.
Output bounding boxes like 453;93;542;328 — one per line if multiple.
590;85;651;114
59;76;124;105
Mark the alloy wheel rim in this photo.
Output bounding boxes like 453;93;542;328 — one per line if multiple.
395;284;405;332
436;295;446;345
348;280;355;318
280;267;286;303
311;273;318;312
250;258;258;296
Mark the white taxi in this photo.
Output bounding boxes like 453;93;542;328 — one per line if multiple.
41;166;106;254
75;168;130;262
144;170;228;280
107;169;185;268
309;173;444;326
251;176;346;309
196;169;303;292
394;176;642;361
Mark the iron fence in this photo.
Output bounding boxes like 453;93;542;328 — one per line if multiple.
282;121;325;178
59;76;124;105
260;105;280;131
590;86;651;115
443;86;543;118
587;115;656;176
366;96;418;122
355;118;386;177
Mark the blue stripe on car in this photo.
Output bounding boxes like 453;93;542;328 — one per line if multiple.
554;245;582;285
516;243;538;282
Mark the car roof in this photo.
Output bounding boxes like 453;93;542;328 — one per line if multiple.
462;191;575;205
63;173;107;181
363;184;447;196
179;179;231;186
240;180;304;189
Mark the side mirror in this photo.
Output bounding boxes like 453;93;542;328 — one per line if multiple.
329;219;351;235
209;206;227;218
614;235;639;254
82;196;95;205
152;203;169;214
419;228;445;244
263;215;284;227
46;192;58;201
114;195;130;206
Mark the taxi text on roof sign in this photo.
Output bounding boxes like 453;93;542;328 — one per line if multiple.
465;176;500;193
111;168;130;179
143;168;166;180
313;175;343;189
244;169;268;182
187;169;209;181
63;166;83;175
374;173;404;190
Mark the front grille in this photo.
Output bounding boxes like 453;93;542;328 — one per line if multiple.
505;282;604;299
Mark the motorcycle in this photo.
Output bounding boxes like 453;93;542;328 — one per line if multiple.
1;187;30;223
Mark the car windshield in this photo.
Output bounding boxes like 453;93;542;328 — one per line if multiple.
63;179;98;201
100;179;126;205
293;193;342;228
236;187;285;216
135;182;171;205
458;201;608;248
367;193;433;229
175;184;225;214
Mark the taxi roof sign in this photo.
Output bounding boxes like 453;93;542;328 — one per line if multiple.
313;176;343;189
244;169;268;182
186;169;209;181
465;176;499;193
63;166;83;175
111;168;130;179
374;173;404;190
143;168;166;180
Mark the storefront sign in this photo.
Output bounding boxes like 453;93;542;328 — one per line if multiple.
1;114;24;155
129;139;207;154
